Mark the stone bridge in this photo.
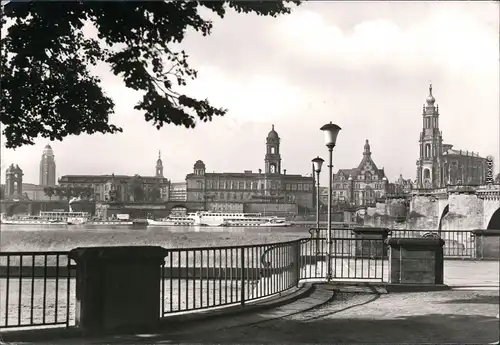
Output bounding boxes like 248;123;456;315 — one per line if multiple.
366;184;500;231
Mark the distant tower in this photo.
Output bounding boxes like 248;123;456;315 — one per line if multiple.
39;144;56;186
156;150;164;177
265;124;282;174
416;84;443;188
193;160;206;176
363;139;371;157
5;164;23;197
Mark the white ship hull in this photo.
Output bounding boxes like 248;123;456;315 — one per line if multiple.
0;218;68;225
67;217;88;225
259;221;292;227
147;218;195;227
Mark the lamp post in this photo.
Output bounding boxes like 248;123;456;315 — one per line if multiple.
320;122;341;282
311;157;324;230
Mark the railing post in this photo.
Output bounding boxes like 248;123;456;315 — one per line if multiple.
295;240;301;286
240;247;245;306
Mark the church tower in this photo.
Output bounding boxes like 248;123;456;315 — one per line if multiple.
155;150;164;177
265;125;281;174
416;84;444;188
39;144;56;186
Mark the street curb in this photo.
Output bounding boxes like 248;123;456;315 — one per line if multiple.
0;284;315;343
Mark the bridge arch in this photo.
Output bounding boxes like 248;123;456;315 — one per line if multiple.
486;208;500;230
438;204;449;231
169;205;188;216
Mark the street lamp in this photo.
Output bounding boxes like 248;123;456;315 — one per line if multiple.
311;156;324;230
320;122;342;282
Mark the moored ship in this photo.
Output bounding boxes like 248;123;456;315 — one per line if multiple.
192;211;291;227
1;211;90;225
147;216;196;227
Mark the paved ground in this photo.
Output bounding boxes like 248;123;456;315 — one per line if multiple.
8;284;498;345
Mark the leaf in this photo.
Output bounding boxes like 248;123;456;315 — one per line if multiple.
1;1;299;148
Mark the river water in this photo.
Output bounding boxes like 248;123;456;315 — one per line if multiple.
0;224;313;252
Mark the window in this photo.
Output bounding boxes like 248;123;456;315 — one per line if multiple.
271;147;276;154
292;184;297;191
239;182;245;189
298;184;303;191
286;184;291;190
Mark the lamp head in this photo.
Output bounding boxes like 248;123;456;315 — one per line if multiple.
320;122;342;149
311;156;324;173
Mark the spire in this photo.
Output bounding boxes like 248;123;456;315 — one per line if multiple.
363;139;371;156
272;124;274;131
158;150;161;160
426;83;435;105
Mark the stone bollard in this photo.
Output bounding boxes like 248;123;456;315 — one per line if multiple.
352;227;390;259
385;237;448;292
472;230;500;260
69;246;168;336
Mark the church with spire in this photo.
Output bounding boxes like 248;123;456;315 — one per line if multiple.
185;125;314;213
416;84;488;189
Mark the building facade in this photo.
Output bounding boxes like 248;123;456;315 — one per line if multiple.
185;126;314;209
169;182;187;202
333;140;388;206
58;154;170;202
388;174;413;195
39;144;56;186
416;84;487;188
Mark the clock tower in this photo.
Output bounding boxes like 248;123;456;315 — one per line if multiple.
265;125;281;174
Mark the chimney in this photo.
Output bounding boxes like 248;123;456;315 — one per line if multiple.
258;169;262;174
284;169;287;175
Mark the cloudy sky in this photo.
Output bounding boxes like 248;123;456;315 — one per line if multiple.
1;1;499;186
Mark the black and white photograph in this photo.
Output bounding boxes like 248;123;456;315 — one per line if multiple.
0;0;499;344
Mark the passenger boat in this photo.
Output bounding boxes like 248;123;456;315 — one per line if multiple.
0;211;90;225
192;211;290;227
147;216;195;227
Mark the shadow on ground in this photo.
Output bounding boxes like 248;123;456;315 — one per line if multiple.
103;312;499;344
439;295;500;305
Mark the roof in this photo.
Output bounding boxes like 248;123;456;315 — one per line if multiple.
59;174;166;181
186;172;312;180
267;125;279;140
443;148;485;159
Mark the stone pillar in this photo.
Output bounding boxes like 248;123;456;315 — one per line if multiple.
472;230;500;260
386;238;448;292
352;227;390;259
69;246;168;336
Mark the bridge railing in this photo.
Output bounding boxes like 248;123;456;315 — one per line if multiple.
160;239;301;315
308;228;476;259
0;251;75;330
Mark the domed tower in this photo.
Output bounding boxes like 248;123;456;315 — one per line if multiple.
155;150;164;177
193;160;206;176
416;83;444;188
39;144;56;186
265;124;281;174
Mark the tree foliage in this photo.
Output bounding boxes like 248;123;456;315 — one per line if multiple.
1;1;299;148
